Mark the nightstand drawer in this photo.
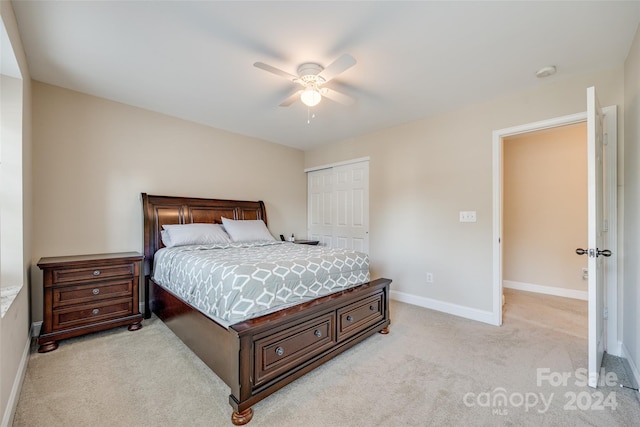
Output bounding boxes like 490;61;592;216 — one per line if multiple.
53;279;134;308
52;299;133;331
52;263;136;285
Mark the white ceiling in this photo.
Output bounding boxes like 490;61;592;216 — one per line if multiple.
10;1;640;150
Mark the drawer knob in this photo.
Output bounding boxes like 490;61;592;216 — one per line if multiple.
346;315;353;322
369;305;376;311
275;347;284;356
314;329;322;337
93;270;101;276
92;288;100;295
92;308;100;315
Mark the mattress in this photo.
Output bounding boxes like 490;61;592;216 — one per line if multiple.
152;241;370;325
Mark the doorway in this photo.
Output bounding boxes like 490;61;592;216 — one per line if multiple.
492;107;618;357
501;123;589;342
502;123;588;301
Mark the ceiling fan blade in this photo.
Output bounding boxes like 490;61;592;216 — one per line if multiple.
279;90;303;107
254;62;299;82
317;54;356;83
320;88;355;106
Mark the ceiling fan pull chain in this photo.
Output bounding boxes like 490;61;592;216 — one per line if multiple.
306;107;316;124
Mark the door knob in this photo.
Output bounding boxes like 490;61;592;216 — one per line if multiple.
576;248;612;257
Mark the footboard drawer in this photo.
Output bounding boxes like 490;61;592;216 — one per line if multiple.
337;291;384;341
253;312;336;388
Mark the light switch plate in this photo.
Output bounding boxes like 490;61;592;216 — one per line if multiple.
459;211;477;222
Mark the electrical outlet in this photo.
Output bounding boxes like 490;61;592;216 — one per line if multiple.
426;272;434;283
459;211;477;222
582;268;588;280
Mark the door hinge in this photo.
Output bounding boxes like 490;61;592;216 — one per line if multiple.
603;219;609;232
603;133;609;146
603;307;608;319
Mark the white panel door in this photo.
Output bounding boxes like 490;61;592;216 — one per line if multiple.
585;86;608;388
332;163;369;252
307;168;334;247
307;161;369;253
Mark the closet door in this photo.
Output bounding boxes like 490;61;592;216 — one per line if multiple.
308;168;334;247
307;161;369;253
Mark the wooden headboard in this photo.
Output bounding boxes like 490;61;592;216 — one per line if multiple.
141;193;267;275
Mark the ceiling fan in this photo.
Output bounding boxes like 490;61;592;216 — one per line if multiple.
254;53;357;107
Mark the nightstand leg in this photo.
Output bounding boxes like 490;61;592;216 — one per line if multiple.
128;322;143;331
38;341;58;353
231;408;253;425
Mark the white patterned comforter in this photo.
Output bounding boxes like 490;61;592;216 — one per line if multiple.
152;241;370;325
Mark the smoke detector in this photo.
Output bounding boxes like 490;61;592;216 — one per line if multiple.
536;65;557;78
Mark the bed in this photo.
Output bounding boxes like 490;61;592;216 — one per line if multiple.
142;194;391;425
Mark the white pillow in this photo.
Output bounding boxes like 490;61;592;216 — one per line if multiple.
161;223;231;247
221;217;275;242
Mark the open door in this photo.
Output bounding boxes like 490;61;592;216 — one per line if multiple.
577;86;611;388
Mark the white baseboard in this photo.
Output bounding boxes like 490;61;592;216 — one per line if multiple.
1;332;31;427
621;342;640;395
390;290;497;326
503;280;588;300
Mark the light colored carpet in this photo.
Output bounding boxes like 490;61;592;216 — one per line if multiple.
13;290;640;426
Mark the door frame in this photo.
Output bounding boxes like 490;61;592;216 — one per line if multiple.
491;107;618;355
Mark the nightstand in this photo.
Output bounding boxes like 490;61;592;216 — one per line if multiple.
37;252;143;353
293;240;320;245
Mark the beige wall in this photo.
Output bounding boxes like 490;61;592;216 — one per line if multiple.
503;124;587;292
0;0;32;424
30;82;307;321
623;24;640;384
305;67;624;313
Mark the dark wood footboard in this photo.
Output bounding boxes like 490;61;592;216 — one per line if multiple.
149;277;391;424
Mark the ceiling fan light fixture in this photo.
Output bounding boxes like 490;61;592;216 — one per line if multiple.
301;87;321;107
254;54;356;108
